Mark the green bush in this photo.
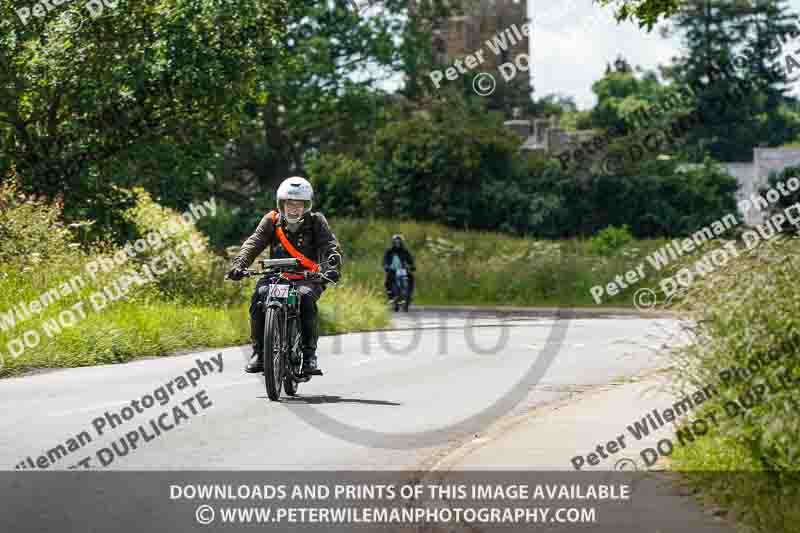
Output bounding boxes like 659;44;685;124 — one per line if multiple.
119;187;244;307
587;225;634;256
363;101;525;231
306;154;373;218
525;158;739;239
0;188;388;377
668;236;800;531
0;180;85;267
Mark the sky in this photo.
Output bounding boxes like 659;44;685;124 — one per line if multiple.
534;0;800;110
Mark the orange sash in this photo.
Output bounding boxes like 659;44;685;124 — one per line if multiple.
269;211;320;272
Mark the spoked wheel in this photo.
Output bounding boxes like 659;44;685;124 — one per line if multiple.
284;319;301;397
263;307;285;401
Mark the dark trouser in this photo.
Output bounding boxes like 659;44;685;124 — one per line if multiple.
249;278;324;356
384;271;414;300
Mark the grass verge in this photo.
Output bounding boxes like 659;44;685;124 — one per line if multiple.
666;235;800;532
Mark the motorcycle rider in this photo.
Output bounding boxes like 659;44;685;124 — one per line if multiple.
227;177;342;375
383;234;415;302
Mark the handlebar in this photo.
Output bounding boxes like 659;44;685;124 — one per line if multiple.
226;267;336;285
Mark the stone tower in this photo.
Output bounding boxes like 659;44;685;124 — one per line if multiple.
411;0;530;90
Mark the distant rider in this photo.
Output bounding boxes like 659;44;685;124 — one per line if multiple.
383;234;415;302
227;177;342;375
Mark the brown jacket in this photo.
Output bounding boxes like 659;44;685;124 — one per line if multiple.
232;210;343;272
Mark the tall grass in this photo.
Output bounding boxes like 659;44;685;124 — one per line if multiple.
332;218;668;306
665;235;800;532
0;186;388;377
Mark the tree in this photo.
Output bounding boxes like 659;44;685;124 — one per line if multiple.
364;94;525;231
211;1;455;215
0;0;292;240
595;0;683;30
528;159;739;238
585;55;664;133
528;94;578;118
662;0;800;162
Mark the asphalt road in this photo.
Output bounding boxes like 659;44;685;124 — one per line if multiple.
0;310;684;471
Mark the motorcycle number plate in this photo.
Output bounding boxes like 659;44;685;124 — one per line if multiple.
269;284;290;298
396;268;407;277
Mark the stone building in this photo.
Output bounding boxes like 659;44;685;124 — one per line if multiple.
504;114;598;158
411;0;530;91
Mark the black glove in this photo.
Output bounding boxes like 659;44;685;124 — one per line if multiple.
227;266;246;281
384;266;390;273
324;270;340;284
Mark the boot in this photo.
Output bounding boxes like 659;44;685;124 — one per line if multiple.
246;314;265;373
245;346;264;373
302;350;322;375
300;298;322;375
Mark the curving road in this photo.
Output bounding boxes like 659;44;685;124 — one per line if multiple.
0;309;683;472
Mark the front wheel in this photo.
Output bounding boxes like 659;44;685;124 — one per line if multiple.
263;307;285;401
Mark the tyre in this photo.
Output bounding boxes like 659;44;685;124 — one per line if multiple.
263;307;285;401
284;319;300;396
400;277;410;311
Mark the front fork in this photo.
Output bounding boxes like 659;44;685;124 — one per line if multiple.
284;289;304;372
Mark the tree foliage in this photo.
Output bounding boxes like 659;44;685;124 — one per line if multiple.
662;0;800;162
595;0;683;30
363;96;525;231
0;0;292;240
585;55;665;132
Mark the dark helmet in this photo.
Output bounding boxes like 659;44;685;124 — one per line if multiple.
391;234;404;248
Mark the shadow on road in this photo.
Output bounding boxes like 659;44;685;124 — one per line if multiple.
279;395;402;406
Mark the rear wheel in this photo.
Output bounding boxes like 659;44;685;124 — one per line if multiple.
263;307;285;401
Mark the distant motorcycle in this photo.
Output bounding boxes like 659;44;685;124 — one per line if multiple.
390;265;410;312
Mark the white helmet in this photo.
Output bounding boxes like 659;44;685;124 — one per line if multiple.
276;176;313;226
